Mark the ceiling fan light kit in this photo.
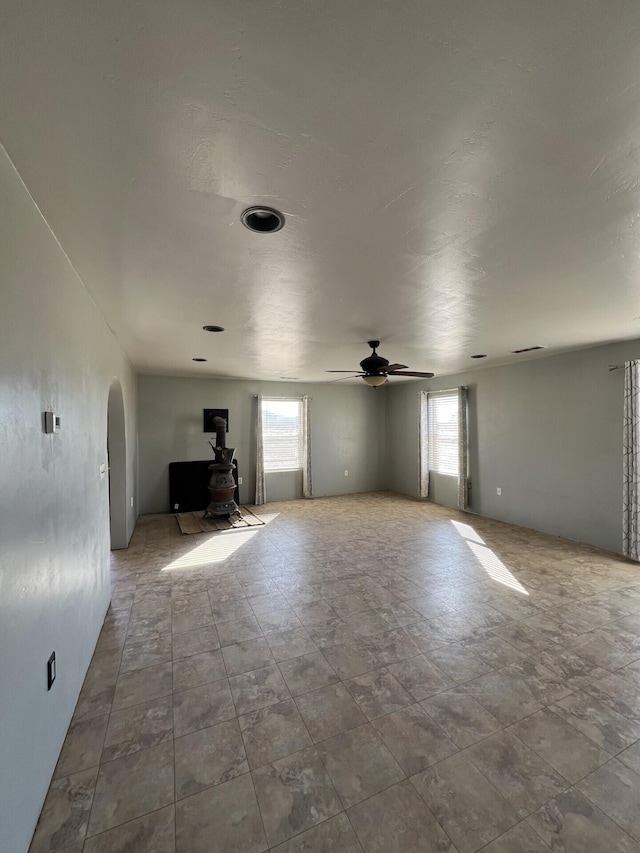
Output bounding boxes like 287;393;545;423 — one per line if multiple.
363;374;388;387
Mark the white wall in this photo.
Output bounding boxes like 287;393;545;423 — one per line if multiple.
138;376;388;512
0;146;137;853
387;340;640;554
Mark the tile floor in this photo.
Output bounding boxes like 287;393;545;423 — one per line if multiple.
29;491;640;852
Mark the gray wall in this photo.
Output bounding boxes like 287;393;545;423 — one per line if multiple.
138;376;388;513
387;340;640;553
0;145;138;853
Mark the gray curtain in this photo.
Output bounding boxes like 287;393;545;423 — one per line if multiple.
255;394;266;506
623;360;640;560
419;390;430;498
457;385;469;510
302;395;313;498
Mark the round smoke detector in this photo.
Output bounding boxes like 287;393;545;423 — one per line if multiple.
241;206;285;233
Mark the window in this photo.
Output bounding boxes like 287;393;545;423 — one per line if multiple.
261;398;303;471
427;391;459;476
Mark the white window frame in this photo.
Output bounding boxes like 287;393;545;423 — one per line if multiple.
426;390;460;478
261;397;304;473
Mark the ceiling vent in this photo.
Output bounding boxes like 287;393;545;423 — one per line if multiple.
511;345;545;354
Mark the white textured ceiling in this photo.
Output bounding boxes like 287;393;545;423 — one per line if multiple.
2;0;640;382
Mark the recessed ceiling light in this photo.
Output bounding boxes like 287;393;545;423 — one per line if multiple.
511;345;545;354
241;206;285;233
470;354;487;359
203;325;225;332
192;358;208;362
280;376;299;380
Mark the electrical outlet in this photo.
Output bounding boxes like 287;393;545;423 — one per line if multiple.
496;487;502;496
238;477;243;485
47;652;56;690
344;469;349;477
130;497;134;507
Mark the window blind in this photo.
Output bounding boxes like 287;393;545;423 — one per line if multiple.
261;398;303;471
427;392;459;476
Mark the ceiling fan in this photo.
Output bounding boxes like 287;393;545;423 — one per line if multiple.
326;340;435;386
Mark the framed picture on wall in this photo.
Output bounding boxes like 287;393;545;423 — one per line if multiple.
203;408;229;432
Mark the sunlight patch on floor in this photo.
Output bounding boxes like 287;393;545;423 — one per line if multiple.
162;528;261;571
450;519;486;545
450;519;529;595
466;540;529;595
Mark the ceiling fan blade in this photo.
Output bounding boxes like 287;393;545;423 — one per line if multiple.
325;370;364;373
326;374;363;383
387;370;435;378
384;363;408;372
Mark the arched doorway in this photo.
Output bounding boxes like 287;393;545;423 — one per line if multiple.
107;379;128;549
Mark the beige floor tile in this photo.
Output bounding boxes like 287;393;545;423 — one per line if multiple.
619;741;640;774
210;597;254;623
412;752;519;853
527;788;640;853
460;634;526;667
255;608;303;634
172;649;225;692
102;697;173;762
467;729;568;818
321;640;380;680
364;628;421;665
264;627;318;662
511;707;612;783
29;767;98;853
253;746;342;846
112;661;173;710
306;617;358;650
552;690;640;754
479;821;552;852
269;812;361;852
175;718;248;799
386;654;454;701
175;773;267;853
34;495;640;853
279;652;339;696
462;670;543;725
229;664;291;714
372;702;457;774
53;716;109;779
83;805;175;853
426;643;494;684
172;625;220;659
87;742;174;836
348;779;455;852
578;758;640;842
345;667;413;720
239;699;313;768
582;672;640;724
345;610;391;638
121;636;172;673
317;723;405;808
421;689;502;748
330;593;370;618
222;637;275;676
295;683;367;742
173;680;235;737
172;607;214;635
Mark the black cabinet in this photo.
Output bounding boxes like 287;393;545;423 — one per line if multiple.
169;460;239;513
